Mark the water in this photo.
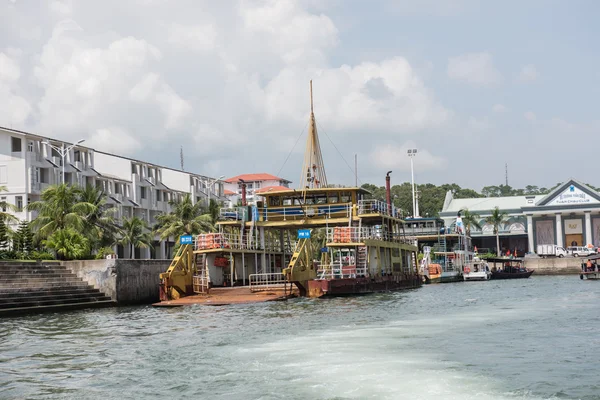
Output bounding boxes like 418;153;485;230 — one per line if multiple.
1;276;599;400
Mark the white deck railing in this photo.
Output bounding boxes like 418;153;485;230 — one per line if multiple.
249;273;287;292
194;233;295;252
317;262;368;280
357;200;402;218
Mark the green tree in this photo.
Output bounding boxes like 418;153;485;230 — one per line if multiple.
27;184;88;239
485;207;509;256
118;216;153;259
78;185;119;249
154;193;214;244
43;228;90;260
13;221;33;254
461;209;482;236
0;220;9;250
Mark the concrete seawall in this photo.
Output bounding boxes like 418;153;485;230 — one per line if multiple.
523;258;583;275
63;259;169;305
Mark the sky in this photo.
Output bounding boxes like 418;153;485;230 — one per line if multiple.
1;0;598;191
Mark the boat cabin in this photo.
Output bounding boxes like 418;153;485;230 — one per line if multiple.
486;258;526;273
580;254;600;279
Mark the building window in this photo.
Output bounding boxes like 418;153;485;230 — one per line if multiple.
131;164;137;174
40;168;49;184
140;186;147;199
156;189;160;201
27;141;34;152
51;147;60;158
0;196;6;212
74;150;81;162
11;137;22;152
15;196;23;211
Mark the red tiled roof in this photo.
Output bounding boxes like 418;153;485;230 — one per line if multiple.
255;185;292;194
223;189;236;195
224;173;290;183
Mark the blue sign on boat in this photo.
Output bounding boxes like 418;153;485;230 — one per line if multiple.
180;235;193;245
298;229;311;239
321;247;328;253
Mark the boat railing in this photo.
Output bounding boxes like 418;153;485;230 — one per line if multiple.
194;233;291;252
357;200;402;218
249;273;287;292
219;204;353;222
317;261;368;280
326;227;416;244
192;274;209;294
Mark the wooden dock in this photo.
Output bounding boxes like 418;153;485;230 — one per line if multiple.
152;286;296;307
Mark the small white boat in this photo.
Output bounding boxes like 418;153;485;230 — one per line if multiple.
463;257;491;281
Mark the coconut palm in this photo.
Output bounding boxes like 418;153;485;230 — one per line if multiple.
154;193;214;244
118;216;153;259
0;185;18;224
78;185;119;248
461;209;482;236
485;207;509;256
43;228;90;260
27;184;88;239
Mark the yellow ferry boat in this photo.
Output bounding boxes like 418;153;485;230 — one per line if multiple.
156;81;420;304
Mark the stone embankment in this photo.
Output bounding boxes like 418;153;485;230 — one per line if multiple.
0;261;114;316
523;257;583;275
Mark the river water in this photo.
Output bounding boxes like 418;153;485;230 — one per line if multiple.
1;276;598;400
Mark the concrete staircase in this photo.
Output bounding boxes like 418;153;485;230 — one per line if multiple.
0;261;115;316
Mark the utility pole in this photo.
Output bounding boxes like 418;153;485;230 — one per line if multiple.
180;146;185;171
407;149;418;217
354;154;358;187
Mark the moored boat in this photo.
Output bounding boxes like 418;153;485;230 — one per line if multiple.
579;254;600;280
463;257;491;281
487;258;533;280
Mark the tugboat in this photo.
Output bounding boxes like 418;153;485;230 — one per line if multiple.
156;81;421;305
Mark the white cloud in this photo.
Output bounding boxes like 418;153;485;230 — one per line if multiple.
524;111;536;122
168;23;217;52
447;52;502;86
519;64;538;82
370;142;445;172
49;1;73;16
468;116;489;131
492;104;507;113
0;52;31;126
86;127;141;155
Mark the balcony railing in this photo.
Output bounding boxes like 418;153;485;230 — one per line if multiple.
220;204;353;222
194;233;293;252
249;273;287;292
317;262;368;280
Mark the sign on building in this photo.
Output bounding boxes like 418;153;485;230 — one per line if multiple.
547;185;600;206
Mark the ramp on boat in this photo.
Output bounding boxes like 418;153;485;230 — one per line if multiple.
152;286;296;307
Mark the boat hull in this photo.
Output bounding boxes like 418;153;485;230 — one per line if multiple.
307;275;421;297
491;270;534;280
463;272;491;281
423;274;442;284
440;271;462;283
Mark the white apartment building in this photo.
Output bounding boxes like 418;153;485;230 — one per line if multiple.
223;173;291;206
0;126;225;259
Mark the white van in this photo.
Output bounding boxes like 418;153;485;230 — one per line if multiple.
567;246;596;257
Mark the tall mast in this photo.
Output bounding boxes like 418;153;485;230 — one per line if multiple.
299;80;328;190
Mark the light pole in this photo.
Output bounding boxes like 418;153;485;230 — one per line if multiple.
407;148;417;218
206;175;225;206
42;139;85;184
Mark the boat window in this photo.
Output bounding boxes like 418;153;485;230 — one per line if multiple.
315;195;327;204
283;197;292;206
328;193;339;203
340;192;351;202
293;198;302;205
304;196;315;205
269;196;281;207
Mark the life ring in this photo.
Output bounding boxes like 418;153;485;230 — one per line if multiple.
465;267;471;274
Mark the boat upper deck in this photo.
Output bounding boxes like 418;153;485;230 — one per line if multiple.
219;187;407;229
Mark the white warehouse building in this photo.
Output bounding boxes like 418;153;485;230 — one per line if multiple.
0;126;226;259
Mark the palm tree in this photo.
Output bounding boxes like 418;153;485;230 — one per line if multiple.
118;216;153;259
43;228;90;260
461;209;482;236
0;185;18;224
27;184;88;239
154;193;214;244
485;207;509;256
78;185;119;248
